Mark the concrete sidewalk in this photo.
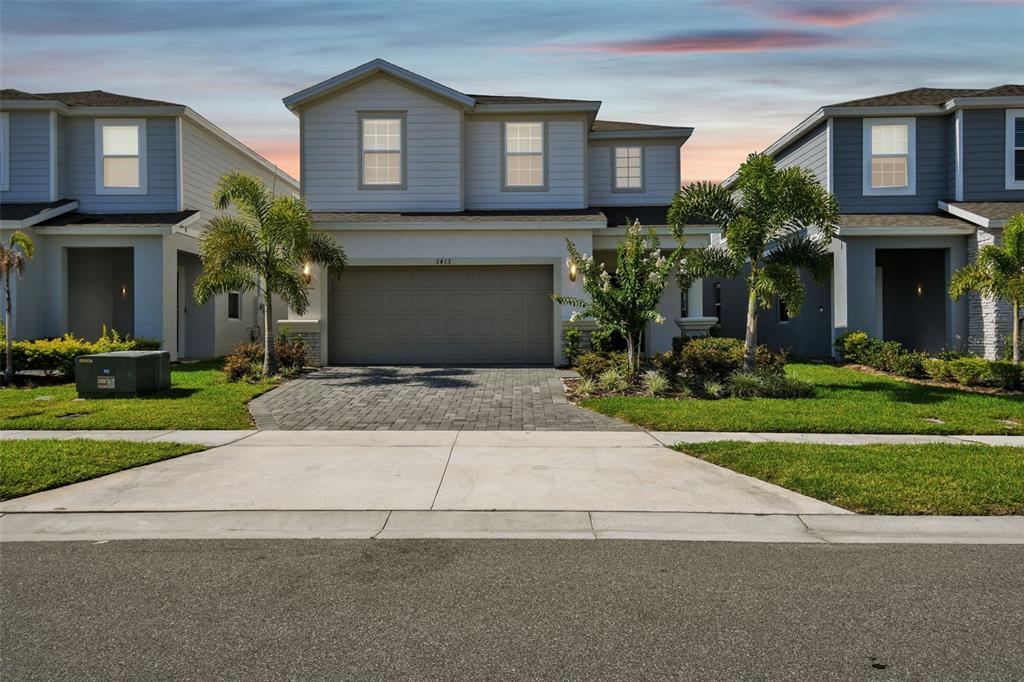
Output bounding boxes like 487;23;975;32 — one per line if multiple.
2;429;1022;446
2;510;1022;544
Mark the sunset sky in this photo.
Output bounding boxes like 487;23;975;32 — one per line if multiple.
3;0;1021;183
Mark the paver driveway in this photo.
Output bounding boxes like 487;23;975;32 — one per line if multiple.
248;366;635;431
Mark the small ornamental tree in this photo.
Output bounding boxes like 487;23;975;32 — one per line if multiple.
554;220;682;373
1;230;34;385
950;213;1024;364
668;153;839;370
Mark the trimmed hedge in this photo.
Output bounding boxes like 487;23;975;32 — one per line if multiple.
1;329;161;379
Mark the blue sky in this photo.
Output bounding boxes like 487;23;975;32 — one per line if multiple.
2;0;1021;181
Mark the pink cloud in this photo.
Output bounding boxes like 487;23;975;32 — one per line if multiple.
538;30;837;55
758;1;906;28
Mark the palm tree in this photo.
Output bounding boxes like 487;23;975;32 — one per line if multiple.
667;153;840;369
194;172;346;376
1;230;34;385
950;213;1024;364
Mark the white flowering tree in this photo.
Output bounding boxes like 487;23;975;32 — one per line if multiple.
554;220;682;373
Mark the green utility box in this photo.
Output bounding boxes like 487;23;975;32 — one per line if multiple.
75;351;171;399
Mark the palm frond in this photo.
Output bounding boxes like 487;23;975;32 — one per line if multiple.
304;230;347;277
676;245;740;290
212;172;271;226
668;181;738;238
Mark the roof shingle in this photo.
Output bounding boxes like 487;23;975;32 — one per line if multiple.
839;213;973;229
36;210;198;229
1;89;179;107
831;84;1023;108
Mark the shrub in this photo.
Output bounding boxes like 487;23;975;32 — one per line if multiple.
0;328;161;378
702;379;726;399
674;336;784;385
986;361;1022;390
598;367;629;393
890;350;928;378
756;373;815;399
573;352;611;380
923;358;953;382
642;371;669;397
223;342;263;382
274;331;307;372
576;377;597;396
834;330;872;364
726;371;763;399
589;325;626;354
563;327;582;365
948;357;989;386
651;351;683;382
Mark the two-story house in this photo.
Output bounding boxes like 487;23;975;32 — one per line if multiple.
277;59;707;366
0;89;298;360
713;85;1024;359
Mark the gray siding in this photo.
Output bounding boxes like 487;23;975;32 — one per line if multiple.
64;116;178;212
946;114;957;199
302;75;462;211
181;118;292;223
963;108;1024;201
465;115;586;210
774;121;828;187
57;114;68;199
587;140;680;206
1;111;51;201
832;115;950;212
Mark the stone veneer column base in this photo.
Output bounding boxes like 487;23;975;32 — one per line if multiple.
277;319;323;367
966;228;1012;360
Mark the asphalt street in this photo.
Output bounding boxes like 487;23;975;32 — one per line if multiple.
2;539;1022;681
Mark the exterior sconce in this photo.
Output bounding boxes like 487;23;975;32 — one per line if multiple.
567;259;578;282
121;285;128;297
916;283;923;297
818;305;824;314
302;263;312;285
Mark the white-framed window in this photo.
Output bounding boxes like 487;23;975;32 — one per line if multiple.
503;122;545;189
359;114;404;188
0;112;9;192
227;292;240;320
613;146;643;191
1006;109;1024;190
862;118;915;196
95;119;147;195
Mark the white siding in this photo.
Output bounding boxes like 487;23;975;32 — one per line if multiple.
587;140;680;206
465;115;587;210
181;118;292;223
302;75;462;211
1;111;51;201
65;116;178;212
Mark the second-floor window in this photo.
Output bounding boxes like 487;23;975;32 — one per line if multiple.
862;118;915;196
95;119;147;195
614;146;643;191
1007;109;1024;190
360;114;404;188
504;122;545;189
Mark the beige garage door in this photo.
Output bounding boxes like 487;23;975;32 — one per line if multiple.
329;265;553;364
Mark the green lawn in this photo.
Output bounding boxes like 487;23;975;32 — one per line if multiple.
679;441;1024;515
0;360;275;430
584;363;1024;434
0;439;204;500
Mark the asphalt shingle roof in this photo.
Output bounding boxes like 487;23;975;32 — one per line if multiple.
36;210;198;228
311;209;606;223
946;202;1024;222
1;89;179;107
591;120;688;132
832;85;1023;107
468;94;598;105
839;213;973;229
0;199;76;221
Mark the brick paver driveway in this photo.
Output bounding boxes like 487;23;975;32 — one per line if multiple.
249;366;635;431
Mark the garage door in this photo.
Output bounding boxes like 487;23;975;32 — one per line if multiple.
329;265;553;364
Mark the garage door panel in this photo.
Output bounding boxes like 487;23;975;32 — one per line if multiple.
329;265;553;364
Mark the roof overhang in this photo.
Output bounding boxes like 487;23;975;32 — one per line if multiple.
283;59;477;112
34;211;202;236
589;128;693;141
938;201;1015;229
838;225;976;237
314;218;608;231
0;200;78;229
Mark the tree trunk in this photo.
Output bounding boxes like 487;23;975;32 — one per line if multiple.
625;334;636;375
744;288;758;371
1011;301;1019;366
263;290;276;377
3;277;12;385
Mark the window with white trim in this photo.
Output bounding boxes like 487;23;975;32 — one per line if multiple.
862;118;915;196
227;292;240;320
614;146;643;190
360;116;403;187
1007;109;1024;190
95;119;146;194
504;122;544;188
0;112;8;192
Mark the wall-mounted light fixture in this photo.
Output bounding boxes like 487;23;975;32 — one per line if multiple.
302;263;312;285
567;258;578;282
121;285;128;297
818;305;824;314
915;282;923;297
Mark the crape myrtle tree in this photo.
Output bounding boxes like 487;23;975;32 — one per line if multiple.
194;172;346;376
667;153;840;370
553;219;682;373
949;213;1024;364
1;230;34;384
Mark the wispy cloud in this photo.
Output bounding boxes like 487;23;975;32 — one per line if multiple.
537;29;841;54
729;0;909;28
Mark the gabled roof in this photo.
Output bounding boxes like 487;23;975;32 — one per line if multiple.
1;89;179;107
832;87;982;107
283;58;476;110
468;94;597;105
0;199;78;228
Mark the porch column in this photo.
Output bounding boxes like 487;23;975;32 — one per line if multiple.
674;278;717;338
831;239;848;357
945;244;967;352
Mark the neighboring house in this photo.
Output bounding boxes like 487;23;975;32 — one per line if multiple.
0;89;298;360
713;85;1024;359
279;59;706;366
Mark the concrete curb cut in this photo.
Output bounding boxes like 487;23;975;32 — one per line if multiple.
2;510;1022;544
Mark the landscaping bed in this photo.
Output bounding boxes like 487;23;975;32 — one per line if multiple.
677;441;1024;515
0;360;276;430
0;439;204;500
